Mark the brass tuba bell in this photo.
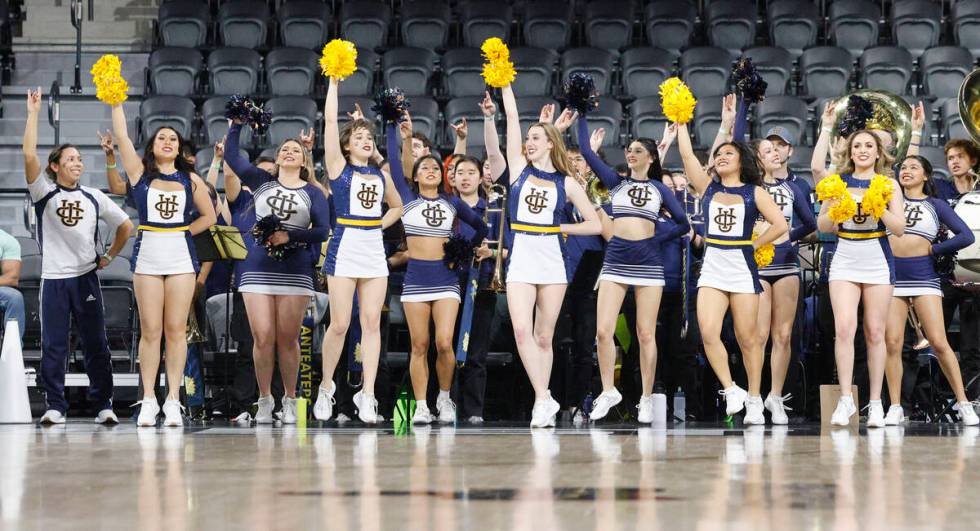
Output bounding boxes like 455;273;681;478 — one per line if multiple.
586;176;611;208
959;68;980;145
830;89;914;161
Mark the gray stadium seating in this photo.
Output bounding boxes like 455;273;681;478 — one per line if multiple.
860;46;913;95
767;0;820;58
890;0;942;58
340;1;392;51
148;47;202;97
706;1;757;55
382;47;437;97
265;47;319;97
523;1;573;51
512;47;558;97
829;0;880;58
644;1;696;55
741;47;794;96
217;0;269;49
621;47;676;100
679;47;734;98
460;1;512;48
584;0;634;51
277;0;331;50
207;47;261;96
400;1;451;50
157;1;209;49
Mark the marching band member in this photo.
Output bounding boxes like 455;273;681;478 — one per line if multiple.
387;113;489;424
222;117;331;424
883;156;978;425
315;76;403;424
23;88;133;424
575;116;690;423
812;104;905;427
498;84;601;428
111;100;217;427
675;110;788;424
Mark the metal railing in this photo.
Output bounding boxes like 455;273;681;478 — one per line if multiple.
69;0;83;94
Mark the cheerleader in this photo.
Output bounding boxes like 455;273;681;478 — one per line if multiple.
751;139;816;424
222;118;330;424
812;113;906;427
574;117;690;422
675;116;788;424
110;104;217;427
315;76;404;424
387;114;489;424
498;85;601;428
883;155;978;425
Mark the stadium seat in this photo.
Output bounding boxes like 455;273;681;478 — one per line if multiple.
523;0;573;51
890;0;942;58
629;96;668;141
941;99;968;142
919;46;975;101
409;97;440;144
148;47;202;97
265;47;319;97
859;46;913;95
157;1;209;49
829;0;880;58
217;0;269;49
741;47;794;96
202;96;254;147
767;0;819;58
788;145;814;174
754;96;809;145
139;96;195;142
587;97;623;147
338;48;378;97
516;96;562;137
195;146;248;181
460;1;513;48
441;48;486;98
15;237;39;257
19;254;41;283
643;1;696;55
952;0;980;58
583;0;634;51
919;145;951;179
444;97;488;148
382;47;437;97
798;46;853;99
263;97;318;148
693;97;723;149
679;47;734;98
338;96;377;127
621;47;676;100
340;1;392;51
661;145;684;172
277;0;331;50
512;47;558;97
561;48;617;94
706;1;757;55
206;47;261;96
399;1;451;50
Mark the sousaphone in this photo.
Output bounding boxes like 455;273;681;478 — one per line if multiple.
829;89;914;161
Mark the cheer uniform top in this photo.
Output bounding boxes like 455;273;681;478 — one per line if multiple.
387;125;488;302
506;165;571;285
893;196;974;297
224;124;331;296
698;181;763;294
322;153;389;279
576;118;688;286
758;178;817;281
127;170;200;275
827;174;897;285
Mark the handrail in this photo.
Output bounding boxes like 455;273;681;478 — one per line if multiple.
48;79;61;146
69;0;82;94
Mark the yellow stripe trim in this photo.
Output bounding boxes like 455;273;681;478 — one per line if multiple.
138;225;189;233
511;223;561;234
839;230;885;240
705;237;752;246
336;217;382;227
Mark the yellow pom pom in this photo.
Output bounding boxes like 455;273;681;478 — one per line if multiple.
319;39;358;80
828;193;858;224
481;37;510;63
752;233;775;268
659;77;697;125
90;54;128;105
816;174;847;202
861;174;894;221
482;60;516;89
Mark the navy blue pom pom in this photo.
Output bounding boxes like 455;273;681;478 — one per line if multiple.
732;58;767;103
838;95;875;138
559;72;599;115
371;87;410;124
442;234;473;271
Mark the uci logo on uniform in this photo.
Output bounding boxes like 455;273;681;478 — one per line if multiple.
524;188;549;214
56;199;84;227
714;207;737;233
627;185;652;208
422;203;447;227
905;204;922;228
155;194;180;220
267;189;299;221
357;183;379;209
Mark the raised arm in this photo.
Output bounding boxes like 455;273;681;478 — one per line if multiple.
658;123;677;162
223;161;242;204
480;92;507;182
501;85;525;182
575;117;620;189
560;177;601;236
386;121;415;203
811;103;836;182
206;139;224;189
933;198;976;255
23;88;42;184
111;104;143;185
676;123;711;196
753;187;789;248
380;173;404;229
707;94;737;168
324;77;346;180
98;130;128;195
789;181;817;242
908;101;924;158
654;180;691;241
224;122;271;191
451;118;467;156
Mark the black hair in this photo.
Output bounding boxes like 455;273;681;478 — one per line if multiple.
630;137;663;181
901;155;937;197
712;141;763;186
45;143;80;181
411;154;444;194
141;126;196;177
254;155;276;166
453;155;483;177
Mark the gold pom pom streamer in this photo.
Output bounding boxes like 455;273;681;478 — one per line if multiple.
480;37;515;88
816;174;858;224
861;175;894;221
659;77;697;125
752;233;775;268
320;39;358;80
481;37;510;63
90;54;129;106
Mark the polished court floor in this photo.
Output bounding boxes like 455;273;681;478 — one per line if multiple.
2;421;979;530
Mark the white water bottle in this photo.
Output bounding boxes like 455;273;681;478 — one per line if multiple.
674;388;686;422
652;393;667;425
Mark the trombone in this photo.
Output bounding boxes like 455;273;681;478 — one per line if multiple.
485;183;509;292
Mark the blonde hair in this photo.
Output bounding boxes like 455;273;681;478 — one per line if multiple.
526;122;575;178
271;138;328;196
840;129;895;177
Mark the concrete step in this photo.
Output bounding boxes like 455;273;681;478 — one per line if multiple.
2;52;148;97
17;0;154;50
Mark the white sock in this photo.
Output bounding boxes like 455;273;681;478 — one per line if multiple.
438;390;450;401
416;400;427;409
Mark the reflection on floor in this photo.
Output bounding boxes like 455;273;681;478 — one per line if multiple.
3;421;980;530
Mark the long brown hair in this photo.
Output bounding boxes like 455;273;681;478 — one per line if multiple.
526;122;575;177
840;129;895;177
45;143;79;181
271;138;328;197
339;119;377;163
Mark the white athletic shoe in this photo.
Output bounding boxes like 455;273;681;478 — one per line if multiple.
589;388;623;421
39;409;66;425
636;395;654;424
743;396;765;425
162;400;184;427
280;397;298;424
94;409;119;425
956;402;980;426
884;405;904;426
831;396;857;426
764;393;792;425
466;416;484;425
412;404;433;425
436;395;457;424
313;382;336;421
530;397;560;428
720;385;748;416
353;391;379;424
137;399;160;427
866;400;885;428
254;395;275;424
